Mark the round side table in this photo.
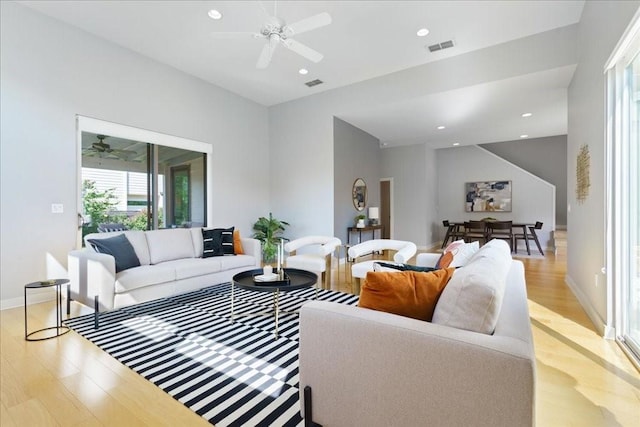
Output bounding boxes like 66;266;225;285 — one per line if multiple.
24;279;71;341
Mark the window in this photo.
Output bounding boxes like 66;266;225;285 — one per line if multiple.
606;12;640;367
76;116;212;244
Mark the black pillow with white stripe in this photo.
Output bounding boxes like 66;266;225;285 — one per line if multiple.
202;227;235;257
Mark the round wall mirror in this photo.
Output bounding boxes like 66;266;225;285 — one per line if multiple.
352;178;367;211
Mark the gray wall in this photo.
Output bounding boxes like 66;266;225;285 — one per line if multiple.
333;118;381;245
381;144;437;247
566;1;639;334
481;135;568;226
437;145;555;250
0;3;269;307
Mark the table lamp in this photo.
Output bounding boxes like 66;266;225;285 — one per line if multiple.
369;207;379;225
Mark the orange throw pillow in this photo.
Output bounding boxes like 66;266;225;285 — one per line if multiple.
233;229;244;255
358;269;455;321
436;251;454;269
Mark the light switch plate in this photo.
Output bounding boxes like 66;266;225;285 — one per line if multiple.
51;203;64;214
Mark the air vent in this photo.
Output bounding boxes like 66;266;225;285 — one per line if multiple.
305;79;323;87
427;40;455;52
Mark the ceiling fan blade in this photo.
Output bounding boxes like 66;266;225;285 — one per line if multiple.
282;38;323;63
256;35;278;69
283;12;331;36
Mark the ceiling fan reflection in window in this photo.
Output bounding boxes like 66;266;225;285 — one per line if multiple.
210;1;332;69
83;134;137;161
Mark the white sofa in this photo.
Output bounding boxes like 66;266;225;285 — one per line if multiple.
299;239;535;426
68;228;261;312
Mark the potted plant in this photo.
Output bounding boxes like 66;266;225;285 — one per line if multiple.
355;214;366;228
252;212;290;263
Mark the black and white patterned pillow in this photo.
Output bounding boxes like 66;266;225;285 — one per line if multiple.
202;227;235;258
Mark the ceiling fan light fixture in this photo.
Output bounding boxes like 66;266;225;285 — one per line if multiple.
417;28;430;37
208;9;223;20
299;68;309;75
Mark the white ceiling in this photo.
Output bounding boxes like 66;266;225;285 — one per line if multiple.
21;0;585;147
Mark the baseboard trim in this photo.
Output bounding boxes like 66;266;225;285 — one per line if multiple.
565;274;613;339
1;289;55;311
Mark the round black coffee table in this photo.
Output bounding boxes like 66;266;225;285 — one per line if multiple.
231;268;318;338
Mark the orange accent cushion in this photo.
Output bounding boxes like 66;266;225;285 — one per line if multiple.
436;251;454;269
358;268;455;321
233;229;244;255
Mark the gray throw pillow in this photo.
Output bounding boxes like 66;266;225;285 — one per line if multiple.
87;233;141;273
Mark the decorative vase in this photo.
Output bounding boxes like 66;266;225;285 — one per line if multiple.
356;219;365;228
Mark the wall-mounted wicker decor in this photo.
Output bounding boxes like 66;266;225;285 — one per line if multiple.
576;144;590;204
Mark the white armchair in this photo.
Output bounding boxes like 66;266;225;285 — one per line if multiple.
347;239;417;294
284;236;341;290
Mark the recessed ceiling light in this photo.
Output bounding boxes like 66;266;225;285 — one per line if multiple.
521;112;533;118
417;28;430;37
452;142;460;146
437;125;446;130
208;9;222;20
520;134;529;138
298;68;309;75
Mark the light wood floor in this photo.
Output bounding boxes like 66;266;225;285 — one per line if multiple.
2;250;639;426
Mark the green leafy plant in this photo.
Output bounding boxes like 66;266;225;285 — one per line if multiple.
252;213;290;263
82;180;119;235
355;214;366;224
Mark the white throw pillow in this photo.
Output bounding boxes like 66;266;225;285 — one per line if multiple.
432;239;512;334
442;240;480;267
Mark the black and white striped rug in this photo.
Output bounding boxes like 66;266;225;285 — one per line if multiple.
64;283;358;427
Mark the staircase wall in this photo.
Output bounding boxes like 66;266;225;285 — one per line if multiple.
480;135;567;226
437;145;555;251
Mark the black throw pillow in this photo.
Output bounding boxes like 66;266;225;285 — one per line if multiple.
87;234;141;273
202;227;235;258
374;261;438;273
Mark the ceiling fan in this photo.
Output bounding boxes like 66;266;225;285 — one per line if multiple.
83;135;137;160
211;2;332;69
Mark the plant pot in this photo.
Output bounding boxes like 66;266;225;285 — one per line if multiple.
356;219;365;228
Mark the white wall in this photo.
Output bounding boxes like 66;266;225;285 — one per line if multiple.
0;3;269;307
269;25;578;241
566;1;639;334
333;118;381;245
437;146;555;250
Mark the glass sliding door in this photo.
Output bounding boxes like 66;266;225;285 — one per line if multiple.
158;146;206;228
606;18;640;366
81;132;155;236
625;51;640;355
80;132;207;238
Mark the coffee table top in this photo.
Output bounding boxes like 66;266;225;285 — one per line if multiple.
232;268;317;292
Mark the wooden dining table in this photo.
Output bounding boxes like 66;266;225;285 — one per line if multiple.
443;221;543;255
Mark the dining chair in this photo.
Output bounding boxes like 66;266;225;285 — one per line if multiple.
486;220;514;251
514;221;544;255
463;221;488;245
441;220;464;248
